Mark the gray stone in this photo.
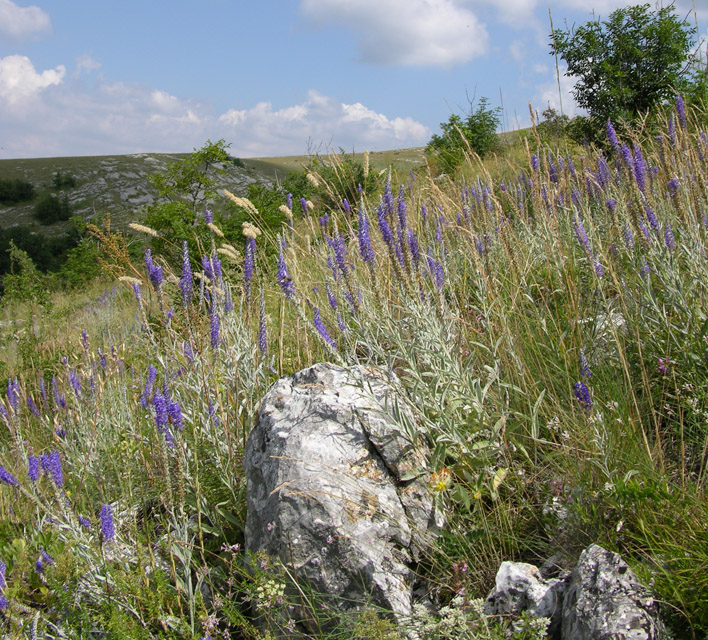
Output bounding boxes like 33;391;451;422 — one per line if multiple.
484;561;566;636
561;544;662;640
244;363;442;632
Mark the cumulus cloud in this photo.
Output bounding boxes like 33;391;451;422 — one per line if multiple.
218;90;430;156
0;0;50;42
0;58;429;158
75;54;101;75
0;55;64;105
299;0;488;66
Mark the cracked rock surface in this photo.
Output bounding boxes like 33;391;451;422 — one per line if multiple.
244;363;442;629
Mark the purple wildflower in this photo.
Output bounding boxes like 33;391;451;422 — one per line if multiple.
319;213;329;229
573;214;591;255
167;400;183;432
531;154;539;172
145;249;163;289
312;307;336;349
183;341;194;362
664;224;675;251
300;197;308;214
35;551;54;574
204;208;213;224
258;287;267;355
210;306;220;349
79;516;91;528
644;203;660;232
28;454;39;482
606;119;620;153
606;198;616;213
426;251;445;291
325;282;338;311
357;205;375;265
579;350;591;378
243;237;255;297
141;365;157;408
329;233;349;278
573;381;592;409
593;260;604;277
276;238;296;300
633;143;647;193
408;229;421;267
286;192;293;211
658;358;669;375
153;392;174;447
676;95;686;129
40;450;63;489
343;198;350;214
81;331;89;351
69;369;81;398
132;282;142;303
0;466;18;487
6;378;19;414
667;177;680;198
623;225;635;250
669;115;676;146
376;202;394;248
100;504;115;542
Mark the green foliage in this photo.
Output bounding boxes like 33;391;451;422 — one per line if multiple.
536;107;570;143
0;177;35;204
52;171;77;189
426;97;501;174
550;3;703;135
2;241;51;306
34;191;72;225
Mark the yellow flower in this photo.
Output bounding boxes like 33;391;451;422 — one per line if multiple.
429;468;452;493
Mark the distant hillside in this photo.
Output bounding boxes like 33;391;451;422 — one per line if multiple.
0;147;427;233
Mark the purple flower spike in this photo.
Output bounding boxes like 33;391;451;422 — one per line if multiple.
276;238;296;300
606;119;620;153
676;95;686;130
210;306;220;349
312;307;336;349
100;504;115;542
204;208;213;224
573;381;592;409
357;205;375;265
28;454;39;482
579;350;592;378
258;287;267;355
664;224;675;251
0;466;18;487
243;237;256;297
40;450;63;489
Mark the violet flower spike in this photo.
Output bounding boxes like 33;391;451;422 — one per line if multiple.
0;466;18;486
357;204;375;265
312;307;336;349
100;504;115;542
573;381;592;409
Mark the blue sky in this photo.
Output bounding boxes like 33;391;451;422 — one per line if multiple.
0;0;705;159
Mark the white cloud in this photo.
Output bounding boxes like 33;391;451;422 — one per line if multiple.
218;90;430;156
75;54;101;75
0;59;430;158
299;0;488;67
0;0;50;42
0;55;64;105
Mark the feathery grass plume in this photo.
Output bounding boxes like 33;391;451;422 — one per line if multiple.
306;172;320;188
223;190;259;216
363;150;370;178
100;504;115;543
128;222;159;237
207;222;225;238
278;204;293;218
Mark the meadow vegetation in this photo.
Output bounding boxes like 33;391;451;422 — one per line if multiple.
0;93;706;639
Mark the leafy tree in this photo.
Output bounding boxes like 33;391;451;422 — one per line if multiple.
34;192;72;225
550;3;704;128
143;139;231;258
52;171;77;189
0;178;35;204
426;97;502;174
